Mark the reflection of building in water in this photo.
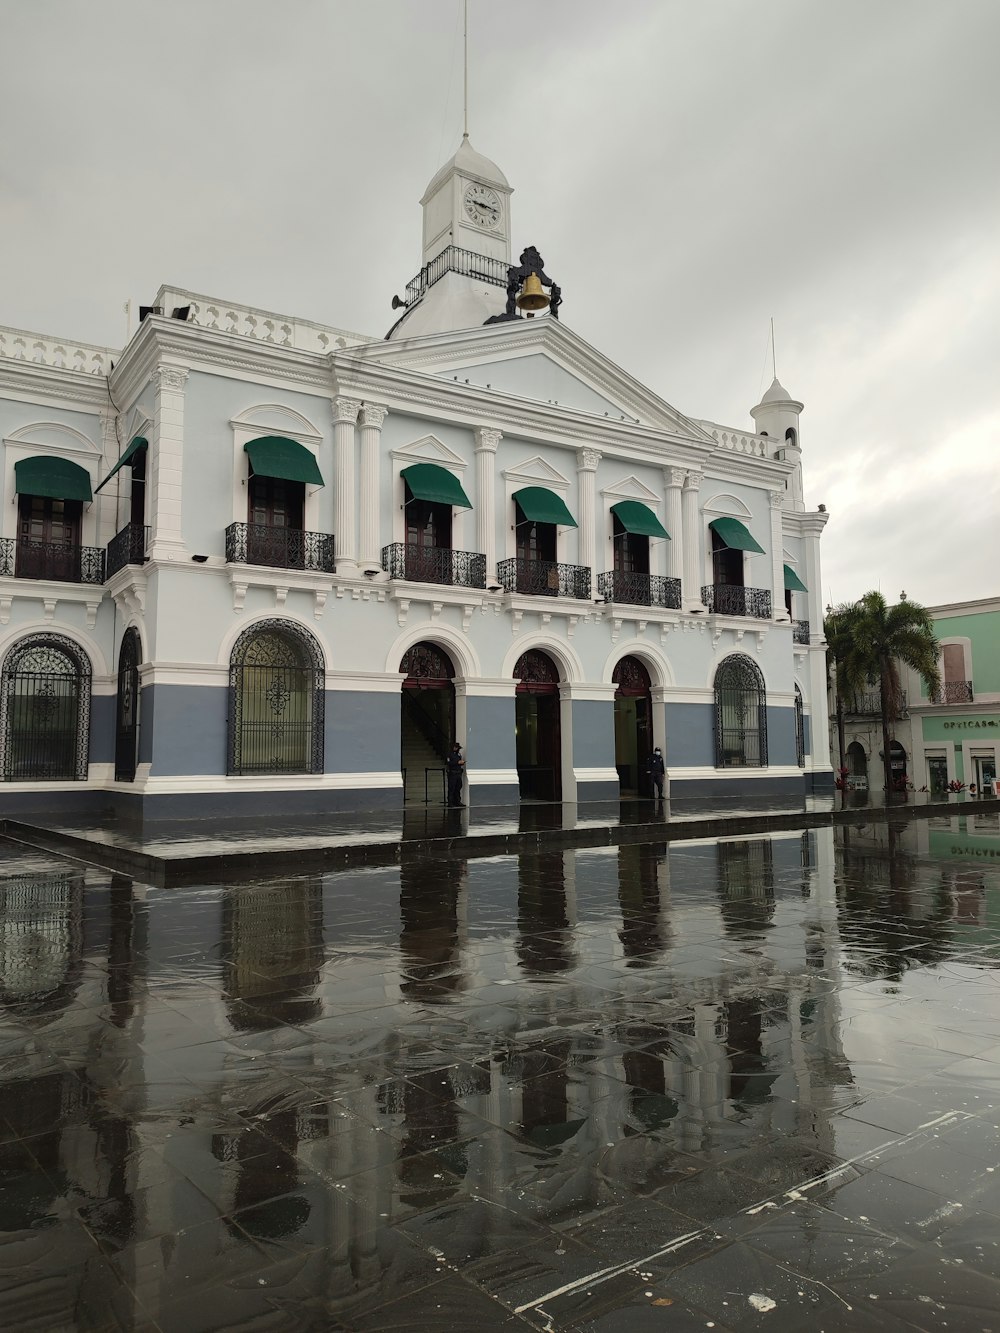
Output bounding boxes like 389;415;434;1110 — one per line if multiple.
517;849;574;975
617;842;670;965
398;856;467;1001
221;878;324;1029
0;865;144;1326
717;837;775;937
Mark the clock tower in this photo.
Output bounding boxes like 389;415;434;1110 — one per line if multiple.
419;134;512;267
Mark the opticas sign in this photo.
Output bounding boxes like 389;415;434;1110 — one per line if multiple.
942;720;998;730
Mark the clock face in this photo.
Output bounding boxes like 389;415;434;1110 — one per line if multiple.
463;183;502;230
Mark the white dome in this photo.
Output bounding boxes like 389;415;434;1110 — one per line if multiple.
421;135;510;203
760;376;793;405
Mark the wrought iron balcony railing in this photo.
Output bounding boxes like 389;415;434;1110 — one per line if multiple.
225;523;336;574
793;619;810;644
402;244;509;307
0;537;104;584
105;523;150;579
701;584;772;619
381;542;486;590
847;692;908;717
597;570;681;609
496;557;591;600
931;680;974;704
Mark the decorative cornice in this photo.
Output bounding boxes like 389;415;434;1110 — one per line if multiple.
359;403;388;428
475;426;502;453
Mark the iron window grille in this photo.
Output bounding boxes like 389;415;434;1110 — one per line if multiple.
931;680;974;704
701;584;772;619
792;619;810;644
0;634;92;781
794;684;805;767
598;570;681;608
714;653;768;769
497;558;591;599
381;542;486;589
228;619;325;776
115;627;142;782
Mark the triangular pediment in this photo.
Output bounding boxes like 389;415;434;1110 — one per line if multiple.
346;319;715;443
502;455;570;489
601;474;662;504
391;433;467;469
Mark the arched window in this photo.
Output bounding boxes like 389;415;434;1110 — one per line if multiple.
228;620;324;776
714;653;767;769
784;427;797;448
794;684;805;768
1;634;91;781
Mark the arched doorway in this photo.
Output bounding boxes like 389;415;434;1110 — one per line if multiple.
613;656;653;797
228;620;324;776
714;654;767;768
847;741;867;782
400;642;455;804
114;628;141;782
514;649;562;802
794;684;805;768
1;634;91;781
889;740;907;787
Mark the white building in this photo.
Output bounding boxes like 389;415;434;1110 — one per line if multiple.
0;137;831;817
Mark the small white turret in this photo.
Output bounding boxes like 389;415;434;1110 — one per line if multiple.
751;377;805;510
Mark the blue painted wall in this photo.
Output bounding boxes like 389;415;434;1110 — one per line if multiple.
466;695;517;771
88;695;116;765
143;685;228;775
325;691;399;774
572;700;615;768
767;705;797;767
665;702;714;767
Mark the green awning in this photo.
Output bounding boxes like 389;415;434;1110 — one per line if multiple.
244;436;324;487
14;455;92;503
783;563;808;592
611;500;669;539
513;486;577;528
710;517;764;554
94;436;147;493
401;462;472;509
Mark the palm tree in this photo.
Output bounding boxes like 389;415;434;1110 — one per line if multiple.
823;602;863;773
841;591;940;797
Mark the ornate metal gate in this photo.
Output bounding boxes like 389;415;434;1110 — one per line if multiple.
228;620;325;776
114;628;141;781
714;653;767;769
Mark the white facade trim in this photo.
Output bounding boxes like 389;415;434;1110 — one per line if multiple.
667;765;805;781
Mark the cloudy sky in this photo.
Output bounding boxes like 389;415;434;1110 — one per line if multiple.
3;0;998;609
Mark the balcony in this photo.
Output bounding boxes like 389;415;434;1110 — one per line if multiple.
0;537;104;585
382;542;486;589
701;584;772;619
497;557;591;600
793;619;810;644
932;680;974;704
226;523;336;574
847;692;908;718
597;570;681;609
105;524;150;579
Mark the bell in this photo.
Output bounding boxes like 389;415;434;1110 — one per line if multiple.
516;272;550;312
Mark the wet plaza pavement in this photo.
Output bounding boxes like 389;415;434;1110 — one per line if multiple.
2;816;1000;1330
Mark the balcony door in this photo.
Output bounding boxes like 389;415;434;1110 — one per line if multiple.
247;474;304;568
711;528;743;588
405;488;452;584
16;496;82;582
613;517;649;576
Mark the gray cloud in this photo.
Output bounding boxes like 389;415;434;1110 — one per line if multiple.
2;0;997;606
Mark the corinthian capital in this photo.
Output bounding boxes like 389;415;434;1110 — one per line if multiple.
683;470;704;491
769;489;786;509
578;447;602;472
665;467;687;489
332;396;362;424
475;426;502;453
151;365;189;392
360;403;388;429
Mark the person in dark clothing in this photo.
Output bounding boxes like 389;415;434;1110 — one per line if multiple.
646;747;665;799
446;742;465;806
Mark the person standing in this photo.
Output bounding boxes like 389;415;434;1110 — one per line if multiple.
646;747;665;800
446;742;465;807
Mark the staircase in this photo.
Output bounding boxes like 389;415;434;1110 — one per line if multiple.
402;728;447;804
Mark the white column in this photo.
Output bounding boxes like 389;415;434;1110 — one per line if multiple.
148;365;189;561
475;426;502;586
577;448;600;584
681;470;704;611
332;397;361;572
801;513;832;774
770;490;789;621
663;467;685;582
358;403;387;570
